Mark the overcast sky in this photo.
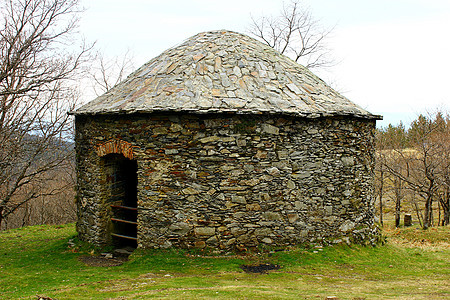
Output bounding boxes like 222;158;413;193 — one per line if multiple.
78;0;450;127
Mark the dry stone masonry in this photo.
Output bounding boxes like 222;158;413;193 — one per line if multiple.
72;30;382;251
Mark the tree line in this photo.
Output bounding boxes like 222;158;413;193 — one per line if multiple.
375;111;449;228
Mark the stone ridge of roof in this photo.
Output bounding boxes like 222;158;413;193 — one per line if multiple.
72;30;382;120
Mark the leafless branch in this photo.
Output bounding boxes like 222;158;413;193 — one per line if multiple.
89;50;135;96
249;0;334;69
0;0;91;228
376;110;450;228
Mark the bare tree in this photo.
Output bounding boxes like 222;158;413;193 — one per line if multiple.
375;130;387;226
0;0;90;229
382;112;450;229
389;170;406;228
89;50;135;96
3;163;77;229
249;0;333;69
406;114;445;228
374;156;385;226
433;113;450;225
409;191;423;227
376;123;409;227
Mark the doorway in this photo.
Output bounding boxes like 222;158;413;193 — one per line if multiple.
103;154;138;248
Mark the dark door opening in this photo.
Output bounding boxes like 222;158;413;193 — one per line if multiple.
104;154;138;248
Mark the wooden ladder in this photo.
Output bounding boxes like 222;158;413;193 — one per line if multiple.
111;205;138;242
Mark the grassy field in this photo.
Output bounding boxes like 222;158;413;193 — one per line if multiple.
0;224;448;299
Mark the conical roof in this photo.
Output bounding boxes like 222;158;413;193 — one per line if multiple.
73;30;381;119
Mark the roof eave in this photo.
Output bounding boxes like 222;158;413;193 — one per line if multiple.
69;108;382;120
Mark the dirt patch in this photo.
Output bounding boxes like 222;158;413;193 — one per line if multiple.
240;263;281;273
78;255;128;267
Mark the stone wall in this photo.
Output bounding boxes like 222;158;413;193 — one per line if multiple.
75;113;379;251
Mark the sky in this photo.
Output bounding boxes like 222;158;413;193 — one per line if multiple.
78;0;450;128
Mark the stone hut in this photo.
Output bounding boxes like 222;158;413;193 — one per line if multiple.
72;30;382;251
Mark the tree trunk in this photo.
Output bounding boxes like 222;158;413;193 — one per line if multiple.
394;177;402;228
412;192;423;227
395;196;401;227
443;190;449;226
423;176;436;230
438;200;441;226
444;209;449;226
0;206;3;230
423;194;432;229
430;198;434;227
379;171;384;226
379;194;383;226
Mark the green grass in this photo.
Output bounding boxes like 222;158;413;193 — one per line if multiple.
0;224;449;299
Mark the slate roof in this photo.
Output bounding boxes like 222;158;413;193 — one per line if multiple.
73;30;381;120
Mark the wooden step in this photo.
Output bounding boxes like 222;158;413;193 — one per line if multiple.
111;217;137;225
111;233;137;241
110;205;138;211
